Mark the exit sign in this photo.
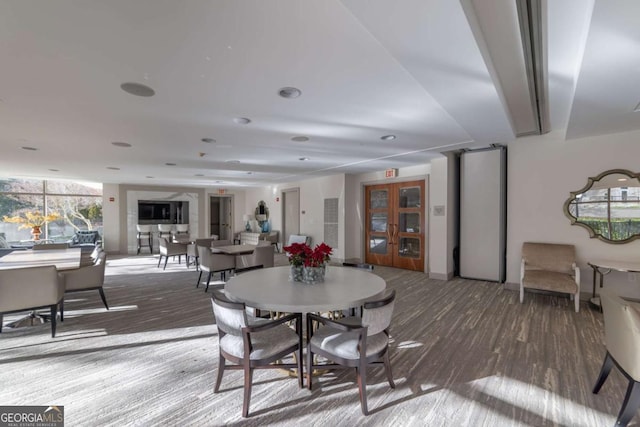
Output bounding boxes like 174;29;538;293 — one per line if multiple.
217;189;226;194
385;168;398;178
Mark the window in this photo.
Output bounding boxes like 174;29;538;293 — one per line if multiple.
0;179;102;243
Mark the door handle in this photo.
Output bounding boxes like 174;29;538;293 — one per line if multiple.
393;224;399;244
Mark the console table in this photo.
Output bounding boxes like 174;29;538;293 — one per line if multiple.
588;260;640;310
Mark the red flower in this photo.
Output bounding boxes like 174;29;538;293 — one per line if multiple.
283;242;332;267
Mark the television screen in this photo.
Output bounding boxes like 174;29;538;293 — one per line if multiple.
138;202;171;220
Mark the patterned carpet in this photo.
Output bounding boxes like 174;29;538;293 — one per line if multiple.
0;253;631;426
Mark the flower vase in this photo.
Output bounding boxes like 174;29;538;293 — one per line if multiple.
289;265;304;282
302;265;325;284
31;225;42;241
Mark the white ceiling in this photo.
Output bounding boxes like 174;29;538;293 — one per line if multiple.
0;0;635;188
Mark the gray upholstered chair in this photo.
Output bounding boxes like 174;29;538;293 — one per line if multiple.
157;237;188;270
157;224;173;240
286;234;311;247
197;245;235;291
235;242;274;271
60;251;108;309
593;288;640;427
0;265;65;337
520;242;580;312
69;230;101;248
306;289;396;415
187;238;219;269
211;290;303;418
33;243;69;250
211;239;232;248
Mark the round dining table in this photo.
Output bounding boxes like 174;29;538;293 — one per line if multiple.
225;265;386;313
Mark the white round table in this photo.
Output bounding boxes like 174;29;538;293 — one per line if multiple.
225;266;386;312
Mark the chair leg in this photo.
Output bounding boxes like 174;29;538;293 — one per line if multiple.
617;380;640;427
163;256;169;270
306;346;313;390
99;288;109;310
50;305;57;338
0;313;3;333
242;364;253;418
196;271;203;288
297;318;303;388
520;283;524;304
356;365;368;415
575;291;580;312
593;352;615;394
214;353;225;393
204;272;212;292
383;351;395;388
157;255;162;268
60;299;64;322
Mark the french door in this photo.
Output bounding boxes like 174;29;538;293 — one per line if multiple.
365;180;425;271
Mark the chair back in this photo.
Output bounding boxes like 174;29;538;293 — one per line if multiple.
362;289;396;336
33;243;69;250
197;245;213;270
211;239;232;247
136;224;152;233
287;234;311;246
522;242;575;274
158;224;173;233
211;290;247;336
600;288;640;380
0;265;63;312
176;224;189;233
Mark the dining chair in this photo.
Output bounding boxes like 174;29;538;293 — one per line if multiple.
306;289;396;415
60;251;109;310
592;287;640;427
235;242;274;271
197;245;235;291
157;224;173;240
210;290;303;418
157;237;188;270
0;265;65;338
136;224;153;254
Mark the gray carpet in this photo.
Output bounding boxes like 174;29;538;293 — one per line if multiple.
0;254;632;426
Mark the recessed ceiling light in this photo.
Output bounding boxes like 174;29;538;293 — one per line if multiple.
226;160;240;164
120;82;155;97
106;166;120;170
233;117;251;125
247;172;253;175
48;169;59;172
381;135;396;141
618;178;628;182
291;136;309;142
201;138;216;143
165;162;177;166
215;180;224;183
279;87;302;99
111;141;132;148
21;146;38;151
299;157;310;161
146;176;154;179
194;174;204;177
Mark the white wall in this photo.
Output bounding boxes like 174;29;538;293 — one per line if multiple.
429;158;449;279
102;184;120;253
508;129;640;297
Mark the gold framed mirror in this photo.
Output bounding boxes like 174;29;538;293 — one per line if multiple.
564;169;640;244
255;200;269;226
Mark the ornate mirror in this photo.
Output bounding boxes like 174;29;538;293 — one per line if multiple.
564;169;640;244
254;201;269;227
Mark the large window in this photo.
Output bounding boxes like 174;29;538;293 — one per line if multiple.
0;179;102;243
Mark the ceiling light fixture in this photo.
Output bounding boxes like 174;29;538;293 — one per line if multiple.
381;135;396;141
618;178;628;182
299;157;310;161
247;172;253;175
291;136;309;142
226;160;240;164
194;174;204;177
165;162;177;166
120;82;155;97
279;87;302;99
21;146;38;151
146;176;154;179
201;138;216;143
111;141;132;148
48;169;59;172
106;166;120;170
233;117;251;125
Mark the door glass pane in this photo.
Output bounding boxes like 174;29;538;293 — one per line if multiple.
369;237;388;254
370;190;388;209
370;213;387;232
398;186;421;208
397;237;420;258
398;213;420;233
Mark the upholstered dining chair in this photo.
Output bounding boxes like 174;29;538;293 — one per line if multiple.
0;265;65;338
306;289;396;415
592;287;640;427
235;242;274;271
197;245;235;291
157;237;188;270
210;290;303;418
60;251;109;309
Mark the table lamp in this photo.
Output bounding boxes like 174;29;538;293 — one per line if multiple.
243;214;252;231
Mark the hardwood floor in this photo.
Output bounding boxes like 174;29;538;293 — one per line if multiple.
0;254;632;426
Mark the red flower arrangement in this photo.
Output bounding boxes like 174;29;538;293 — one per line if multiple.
283;242;333;267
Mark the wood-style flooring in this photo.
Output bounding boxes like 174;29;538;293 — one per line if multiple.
0;254;633;426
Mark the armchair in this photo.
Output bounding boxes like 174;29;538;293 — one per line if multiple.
197;245;235;291
157;237;188;270
0;265;65;337
69;230;101;248
520;242;580;312
235;242;274;271
211;290;303;418
593;288;640;427
60;251;108;309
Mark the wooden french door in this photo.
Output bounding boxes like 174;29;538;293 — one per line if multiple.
365;180;425;271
